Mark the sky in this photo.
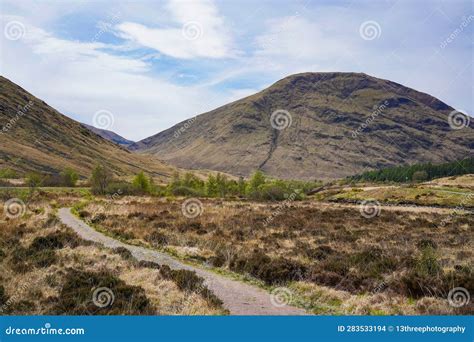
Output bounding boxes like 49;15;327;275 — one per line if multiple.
0;0;472;141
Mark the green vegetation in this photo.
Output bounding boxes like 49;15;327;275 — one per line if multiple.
351;157;474;183
90;164;113;195
165;170;320;201
0;168;17;179
132;171;153;194
61;168;79;187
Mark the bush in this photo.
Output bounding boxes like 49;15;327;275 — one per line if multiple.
230;250;306;285
0;168;17;179
171;186;203;197
159;265;223;308
61;168;79;187
0;285;8;306
25;172;43;193
412;170;428;183
132;172;151;194
90;164;113;195
104;181;136;195
145;231;168;246
50;268;154;315
112;247;134;260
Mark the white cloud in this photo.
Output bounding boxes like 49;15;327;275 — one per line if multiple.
116;0;234;59
0;15;233;141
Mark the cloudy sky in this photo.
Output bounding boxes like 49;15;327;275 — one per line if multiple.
1;0;472;141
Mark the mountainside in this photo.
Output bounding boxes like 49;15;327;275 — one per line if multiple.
82;123;134;147
131;72;474;180
0;76;174;179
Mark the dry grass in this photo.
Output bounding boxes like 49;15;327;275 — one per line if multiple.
0;196;226;315
82;196;473;315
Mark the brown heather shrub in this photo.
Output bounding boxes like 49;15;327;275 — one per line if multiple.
49;268;155;315
159;265;223;309
112;247;134;261
230;249;306;285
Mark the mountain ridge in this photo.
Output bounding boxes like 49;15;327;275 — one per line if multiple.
131;72;473;180
0;76;175;179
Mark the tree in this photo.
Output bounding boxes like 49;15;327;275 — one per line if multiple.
412;170;428;183
61;168;79;187
90;164;112;195
132;171;151;194
249;170;266;191
206;174;218;197
237;176;247;196
26;172;43;195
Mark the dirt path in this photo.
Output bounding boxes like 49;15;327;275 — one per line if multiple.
58;208;307;316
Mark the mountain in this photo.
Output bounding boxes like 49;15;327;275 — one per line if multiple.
131;72;474;180
82;124;134;147
0;76;174;179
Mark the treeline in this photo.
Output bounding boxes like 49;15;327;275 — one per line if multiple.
0;164;321;201
351;157;474;183
91;165;321;201
0;167;78;188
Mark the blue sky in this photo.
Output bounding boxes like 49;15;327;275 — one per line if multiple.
1;0;472;141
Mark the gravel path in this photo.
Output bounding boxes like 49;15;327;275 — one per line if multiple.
58;208;307;315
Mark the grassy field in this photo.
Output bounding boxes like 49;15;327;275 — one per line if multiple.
0;191;227;315
77;195;472;315
1;179;472;315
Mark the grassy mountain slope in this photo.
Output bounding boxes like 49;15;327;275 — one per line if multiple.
131;72;473;180
0;76;174;179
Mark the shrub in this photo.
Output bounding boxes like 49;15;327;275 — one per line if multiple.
90;164;113;195
132;171;151;194
49;268;154;315
112;247;134;260
0;168;17;179
171;186;203;197
230;250;306;285
412;170;429;183
159;265;223;308
61;168;79;187
0;285;8;306
104;181;136;195
25;172;43;193
145;231;168;246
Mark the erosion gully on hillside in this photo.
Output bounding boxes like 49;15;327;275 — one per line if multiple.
58;208;307;315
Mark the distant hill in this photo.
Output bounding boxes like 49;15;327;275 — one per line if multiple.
130;72;473;180
82;123;134;147
0;76;174;179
